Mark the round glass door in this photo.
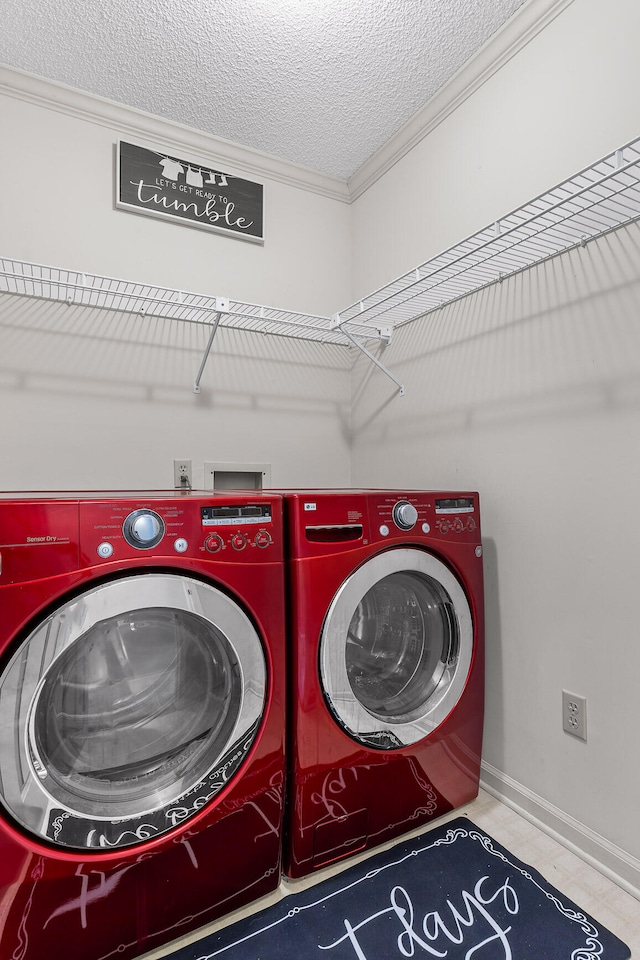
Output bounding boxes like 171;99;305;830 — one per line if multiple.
319;549;473;748
0;574;267;849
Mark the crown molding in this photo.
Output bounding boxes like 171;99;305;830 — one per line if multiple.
0;63;350;204
347;0;577;200
0;0;574;206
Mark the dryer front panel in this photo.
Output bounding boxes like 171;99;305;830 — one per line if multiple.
319;548;473;748
0;573;267;849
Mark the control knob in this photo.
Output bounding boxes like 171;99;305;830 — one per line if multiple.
122;510;164;549
205;534;224;553
392;500;418;531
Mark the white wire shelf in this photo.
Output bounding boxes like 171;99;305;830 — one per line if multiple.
0;261;366;345
2;135;640;392
334;135;640;333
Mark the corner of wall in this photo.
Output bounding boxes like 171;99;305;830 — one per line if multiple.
481;762;640;901
346;0;576;201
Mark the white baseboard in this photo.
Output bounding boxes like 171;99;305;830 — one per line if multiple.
480;761;640;902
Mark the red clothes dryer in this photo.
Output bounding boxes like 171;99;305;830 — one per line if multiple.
282;489;484;879
0;490;286;960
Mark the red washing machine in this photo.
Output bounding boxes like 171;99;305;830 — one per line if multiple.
0;490;286;960
282;489;484;879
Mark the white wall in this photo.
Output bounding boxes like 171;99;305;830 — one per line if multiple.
351;0;640;299
0;72;352;315
350;0;640;884
0;291;352;489
0;73;353;490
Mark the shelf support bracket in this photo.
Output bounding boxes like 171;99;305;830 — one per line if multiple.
332;314;405;397
193;297;229;394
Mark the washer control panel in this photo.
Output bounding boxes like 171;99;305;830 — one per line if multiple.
370;493;480;544
289;491;480;560
434;497;477;535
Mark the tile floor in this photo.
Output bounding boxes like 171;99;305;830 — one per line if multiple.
141;789;639;959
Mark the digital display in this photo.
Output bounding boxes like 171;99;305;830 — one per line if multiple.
201;504;272;526
435;498;474;514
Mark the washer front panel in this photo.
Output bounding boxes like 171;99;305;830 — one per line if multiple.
0;574;267;849
319;548;473;748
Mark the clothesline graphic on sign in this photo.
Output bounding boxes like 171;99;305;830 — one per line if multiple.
159;157;184;180
186;167;203;187
159;156;228;187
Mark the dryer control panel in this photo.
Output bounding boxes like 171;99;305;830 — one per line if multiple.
201;503;274;554
80;495;280;564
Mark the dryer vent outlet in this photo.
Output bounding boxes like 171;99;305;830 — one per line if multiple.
562;690;587;741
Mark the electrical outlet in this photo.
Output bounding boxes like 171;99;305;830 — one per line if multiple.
562;690;587;741
173;459;193;489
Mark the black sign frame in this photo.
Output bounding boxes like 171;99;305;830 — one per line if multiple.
116;140;264;243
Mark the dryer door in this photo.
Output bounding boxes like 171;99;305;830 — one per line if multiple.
0;573;266;850
319;548;473;748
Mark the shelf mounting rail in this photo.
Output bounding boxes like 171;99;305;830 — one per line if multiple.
2;135;640;395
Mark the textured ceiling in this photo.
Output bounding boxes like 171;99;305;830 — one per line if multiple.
1;0;526;180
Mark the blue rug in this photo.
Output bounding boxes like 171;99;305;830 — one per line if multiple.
166;817;630;960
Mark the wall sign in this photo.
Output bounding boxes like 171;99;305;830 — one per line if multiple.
116;140;264;243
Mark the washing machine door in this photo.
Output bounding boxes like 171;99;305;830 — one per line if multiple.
0;573;266;850
319;548;473;749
